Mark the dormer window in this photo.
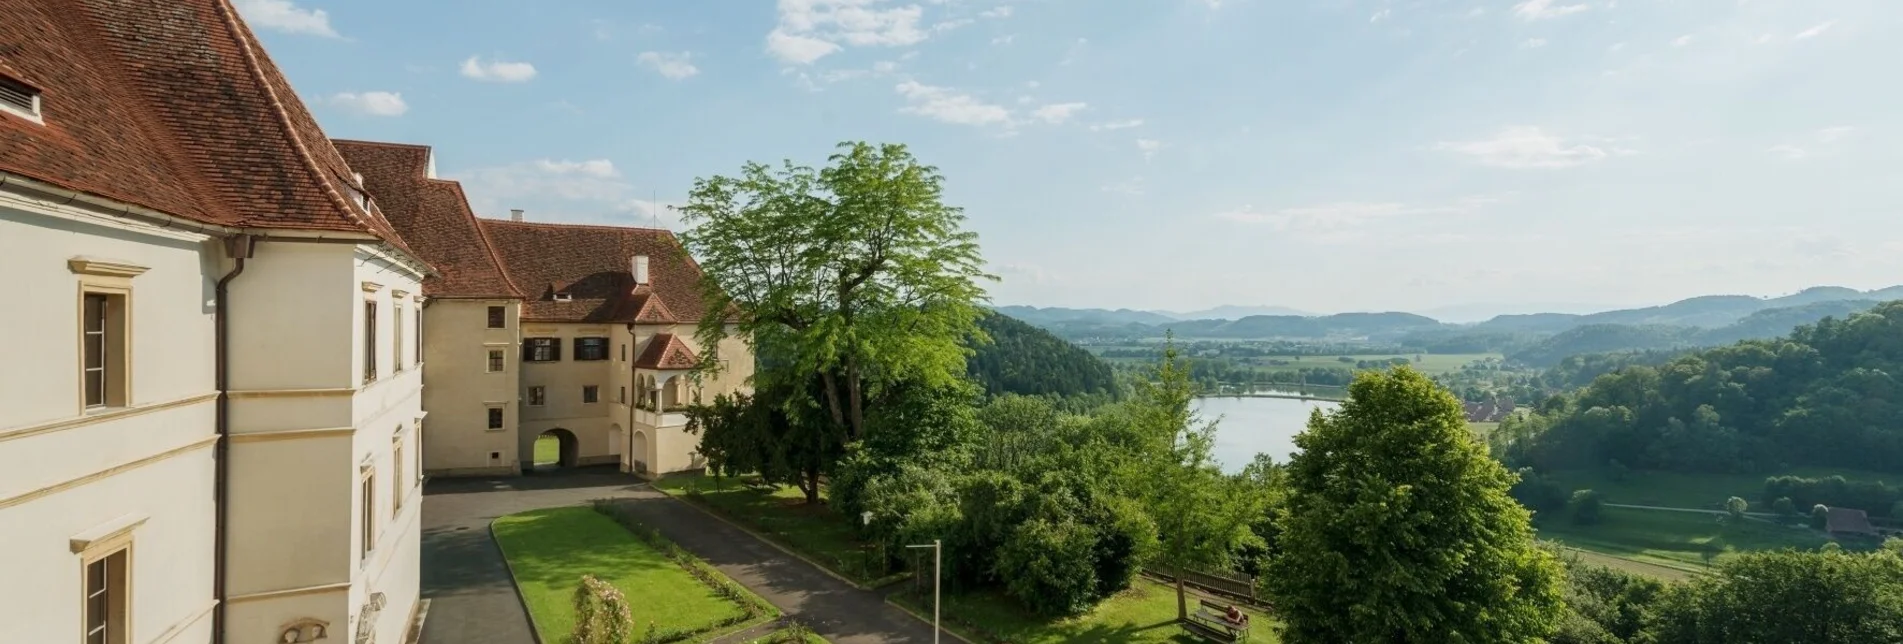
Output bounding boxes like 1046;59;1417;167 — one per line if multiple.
348;172;369;209
0;76;43;123
553;292;573;302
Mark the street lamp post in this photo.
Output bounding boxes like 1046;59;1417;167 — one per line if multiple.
906;540;941;644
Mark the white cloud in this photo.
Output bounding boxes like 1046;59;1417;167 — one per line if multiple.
1468;7;1486;18
1215;196;1502;234
1437;126;1611;168
1137;138;1163;159
1100;178;1146;196
1794;20;1836;40
1511;0;1587;21
1766;144;1808;160
533;159;618;178
932;18;974;32
233;0;339;37
993;262;1066;286
460;56;538;82
1754;33;1776;45
766;29;843;64
1817;126;1855;142
1672;34;1693;47
980;5;1013;18
1032;102;1088;124
991;34;1016;45
766;0;930;65
1370;9;1391;23
894;81;1011;126
637;51;700;80
327;91;408;116
1091;119;1145;131
1520;38;1548;49
873;60;899;73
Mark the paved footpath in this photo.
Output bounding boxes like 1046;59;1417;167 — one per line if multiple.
418;469;947;644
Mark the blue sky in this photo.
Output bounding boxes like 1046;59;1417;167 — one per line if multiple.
241;0;1903;316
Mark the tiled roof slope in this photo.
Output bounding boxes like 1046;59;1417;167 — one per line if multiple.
634;333;701;370
334;140;523;299
0;0;413;252
478;219;715;324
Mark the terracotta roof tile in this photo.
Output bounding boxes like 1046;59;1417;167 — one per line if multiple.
634;333;700;370
334;140;523;299
479;219;718;324
0;0;415;254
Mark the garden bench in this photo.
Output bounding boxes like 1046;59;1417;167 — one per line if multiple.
1183;598;1249;642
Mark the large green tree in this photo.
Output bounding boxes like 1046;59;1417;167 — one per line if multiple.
678;142;992;502
1264;367;1565;642
1640;547;1903;644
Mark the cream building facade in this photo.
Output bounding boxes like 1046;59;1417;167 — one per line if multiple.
0;1;424;643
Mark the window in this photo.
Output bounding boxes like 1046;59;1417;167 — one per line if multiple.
583;385;600;404
81;293;128;409
416;303;424;359
487;305;506;329
393;433;406;513
523;338;560;362
83;548;129;644
363;301;378;384
553;292;574;302
574;337;609;361
359;468;376;560
619;386;627;404
487;407;505;429
620;343;627;362
0;75;41;122
487;349;505;373
393;305;405;371
528;386;546;406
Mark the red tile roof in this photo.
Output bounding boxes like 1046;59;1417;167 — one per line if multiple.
334;140;523;299
0;0;414;254
634;333;701;370
1826;507;1877;536
478;219;716;324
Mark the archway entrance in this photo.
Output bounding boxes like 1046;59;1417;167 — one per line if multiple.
532;428;579;471
629;431;649;475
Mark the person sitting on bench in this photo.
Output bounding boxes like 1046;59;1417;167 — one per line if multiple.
1224;605;1249;628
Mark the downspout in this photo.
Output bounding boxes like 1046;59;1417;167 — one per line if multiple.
626;324;637;476
212;234;257;644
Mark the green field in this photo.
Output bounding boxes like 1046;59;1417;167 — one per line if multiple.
1551;545;1697;582
899;580;1279;644
1248;353;1498;376
1535;506;1831;576
534;435;559;464
1542;466;1898;510
492;507;749;642
652;473;888;583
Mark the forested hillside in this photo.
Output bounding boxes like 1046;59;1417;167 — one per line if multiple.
1493;301;1903;475
966;312;1119;398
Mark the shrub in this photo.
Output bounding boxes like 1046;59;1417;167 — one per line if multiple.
1772;497;1796;516
572;574;635;644
1571;489;1604;525
1725;496;1749;521
1810;504;1830;530
995;513;1101;615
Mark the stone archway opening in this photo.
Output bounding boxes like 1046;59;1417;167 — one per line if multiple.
532;428;580;471
630;430;650;476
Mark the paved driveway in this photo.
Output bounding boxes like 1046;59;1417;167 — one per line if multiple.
417;469;948;644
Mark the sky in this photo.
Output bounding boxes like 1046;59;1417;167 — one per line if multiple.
241;0;1903;316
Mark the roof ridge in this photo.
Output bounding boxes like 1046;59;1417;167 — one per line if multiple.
451;180;530;299
332;138;433;152
213;0;391;242
479;217;677;235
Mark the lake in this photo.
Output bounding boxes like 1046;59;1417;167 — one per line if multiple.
1196;395;1340;473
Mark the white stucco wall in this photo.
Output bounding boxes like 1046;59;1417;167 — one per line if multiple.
0;197;218;644
518;322;622;467
420;299;521;476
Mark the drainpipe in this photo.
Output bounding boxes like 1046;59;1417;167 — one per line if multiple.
211;234;256;644
626;324;637;476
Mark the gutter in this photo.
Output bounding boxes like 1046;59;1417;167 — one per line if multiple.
211;234;257;644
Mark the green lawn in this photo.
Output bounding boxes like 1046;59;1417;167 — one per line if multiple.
1535;506;1831;576
652;473;888;583
1542;466;1898;510
899;580;1279;643
534;435;559;464
492;507;747;643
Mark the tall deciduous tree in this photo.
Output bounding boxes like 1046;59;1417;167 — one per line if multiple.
1265;367;1565;642
678;142;992;502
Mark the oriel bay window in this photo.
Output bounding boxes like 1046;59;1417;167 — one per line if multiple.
523;337;560;362
574;337;609;361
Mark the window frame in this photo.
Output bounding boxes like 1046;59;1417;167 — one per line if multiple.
486;405;506;430
74;280;132;412
79;539;132;644
392;429;406;514
486;349;506;373
392;302;406;372
359;465;377;562
574;337;610;361
583;385;600;404
523;337;561;362
363;299;379;384
527;386;546;407
486;305;506;329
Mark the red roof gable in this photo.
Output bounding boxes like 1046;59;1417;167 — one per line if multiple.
334;140;523;299
0;0;414;254
634;333;700;370
478;219;716;324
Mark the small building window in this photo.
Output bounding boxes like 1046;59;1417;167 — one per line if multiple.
393;305;406;372
487;349;505;373
0;76;42;123
527;386;546;406
393;432;406;513
583;385;599;404
523;338;560;362
552;292;573;302
83;548;129;644
620;343;627;362
574;337;609;361
363;301;379;384
487;305;506;329
81;292;129;409
619;386;627;404
359;468;376;560
487;407;505;429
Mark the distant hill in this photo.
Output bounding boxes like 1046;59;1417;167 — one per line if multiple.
1160;305;1312;320
993;306;1177;327
968;312;1118;398
1507;299;1889;366
1161;311;1441;340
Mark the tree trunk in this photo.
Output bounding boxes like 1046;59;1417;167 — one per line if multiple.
1176;569;1189;621
846;357;865;441
819;370;848;432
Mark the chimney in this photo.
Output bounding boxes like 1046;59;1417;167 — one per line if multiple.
632;255;650;285
509;209;524;222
